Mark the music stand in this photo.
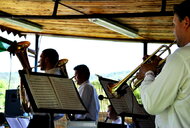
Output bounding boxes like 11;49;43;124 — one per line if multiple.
19;70;87;128
98;76;155;128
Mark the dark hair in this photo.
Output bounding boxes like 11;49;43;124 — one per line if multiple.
108;105;117;114
174;0;190;21
108;105;113;109
74;64;90;80
42;48;59;66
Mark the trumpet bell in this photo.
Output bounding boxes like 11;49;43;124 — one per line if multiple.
17;41;30;50
7;41;30;54
57;58;68;67
107;83;117;94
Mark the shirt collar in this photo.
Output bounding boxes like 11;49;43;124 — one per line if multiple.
45;68;61;75
81;80;89;85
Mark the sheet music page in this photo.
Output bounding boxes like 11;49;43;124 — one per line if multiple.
99;77;147;115
101;79;132;114
49;77;85;111
25;74;61;109
17;117;30;128
6;117;22;128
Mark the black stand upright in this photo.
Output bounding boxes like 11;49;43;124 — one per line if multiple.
121;114;125;128
49;113;54;128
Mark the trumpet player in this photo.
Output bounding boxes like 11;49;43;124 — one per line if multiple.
137;0;190;128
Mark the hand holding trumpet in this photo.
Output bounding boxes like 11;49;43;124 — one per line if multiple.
136;55;163;80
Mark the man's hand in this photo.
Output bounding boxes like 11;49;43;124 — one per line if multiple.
136;55;162;80
136;63;156;80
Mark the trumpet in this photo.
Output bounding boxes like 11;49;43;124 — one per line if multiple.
56;58;68;67
56;58;69;78
109;41;175;97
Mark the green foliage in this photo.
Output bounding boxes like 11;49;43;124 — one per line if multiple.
133;88;142;104
92;80;110;112
0;80;8;112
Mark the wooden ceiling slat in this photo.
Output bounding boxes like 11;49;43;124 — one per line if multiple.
0;0;185;42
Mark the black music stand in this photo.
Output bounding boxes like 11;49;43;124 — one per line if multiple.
19;70;87;128
98;76;155;128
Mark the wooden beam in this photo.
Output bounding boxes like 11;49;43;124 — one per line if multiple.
0;11;173;19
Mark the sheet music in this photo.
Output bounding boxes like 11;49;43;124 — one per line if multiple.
6;117;22;128
99;77;147;116
23;73;86;112
49;77;85;111
17;117;30;128
25;74;61;109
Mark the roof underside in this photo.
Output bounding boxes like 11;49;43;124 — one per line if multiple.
0;0;183;43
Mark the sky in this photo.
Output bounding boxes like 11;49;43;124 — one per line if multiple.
0;32;178;79
38;36;144;77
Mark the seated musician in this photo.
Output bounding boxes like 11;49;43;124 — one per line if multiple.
107;105;122;124
28;48;68;127
72;64;100;121
106;105;134;128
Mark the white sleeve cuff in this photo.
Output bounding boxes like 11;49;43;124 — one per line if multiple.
144;70;155;81
140;71;155;90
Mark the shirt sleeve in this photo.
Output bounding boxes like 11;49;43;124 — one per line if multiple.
140;52;187;114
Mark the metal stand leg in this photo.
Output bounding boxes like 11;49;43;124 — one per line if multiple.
49;113;54;128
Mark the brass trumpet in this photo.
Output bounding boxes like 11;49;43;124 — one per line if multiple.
56;58;69;78
109;42;175;97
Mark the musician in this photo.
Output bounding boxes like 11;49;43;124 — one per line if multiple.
28;48;67;127
39;48;68;77
73;64;100;121
106;105;133;128
137;0;190;127
106;105;122;124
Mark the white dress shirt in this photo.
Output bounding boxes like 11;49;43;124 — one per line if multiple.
46;67;61;75
140;43;190;128
75;80;100;121
112;117;122;124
